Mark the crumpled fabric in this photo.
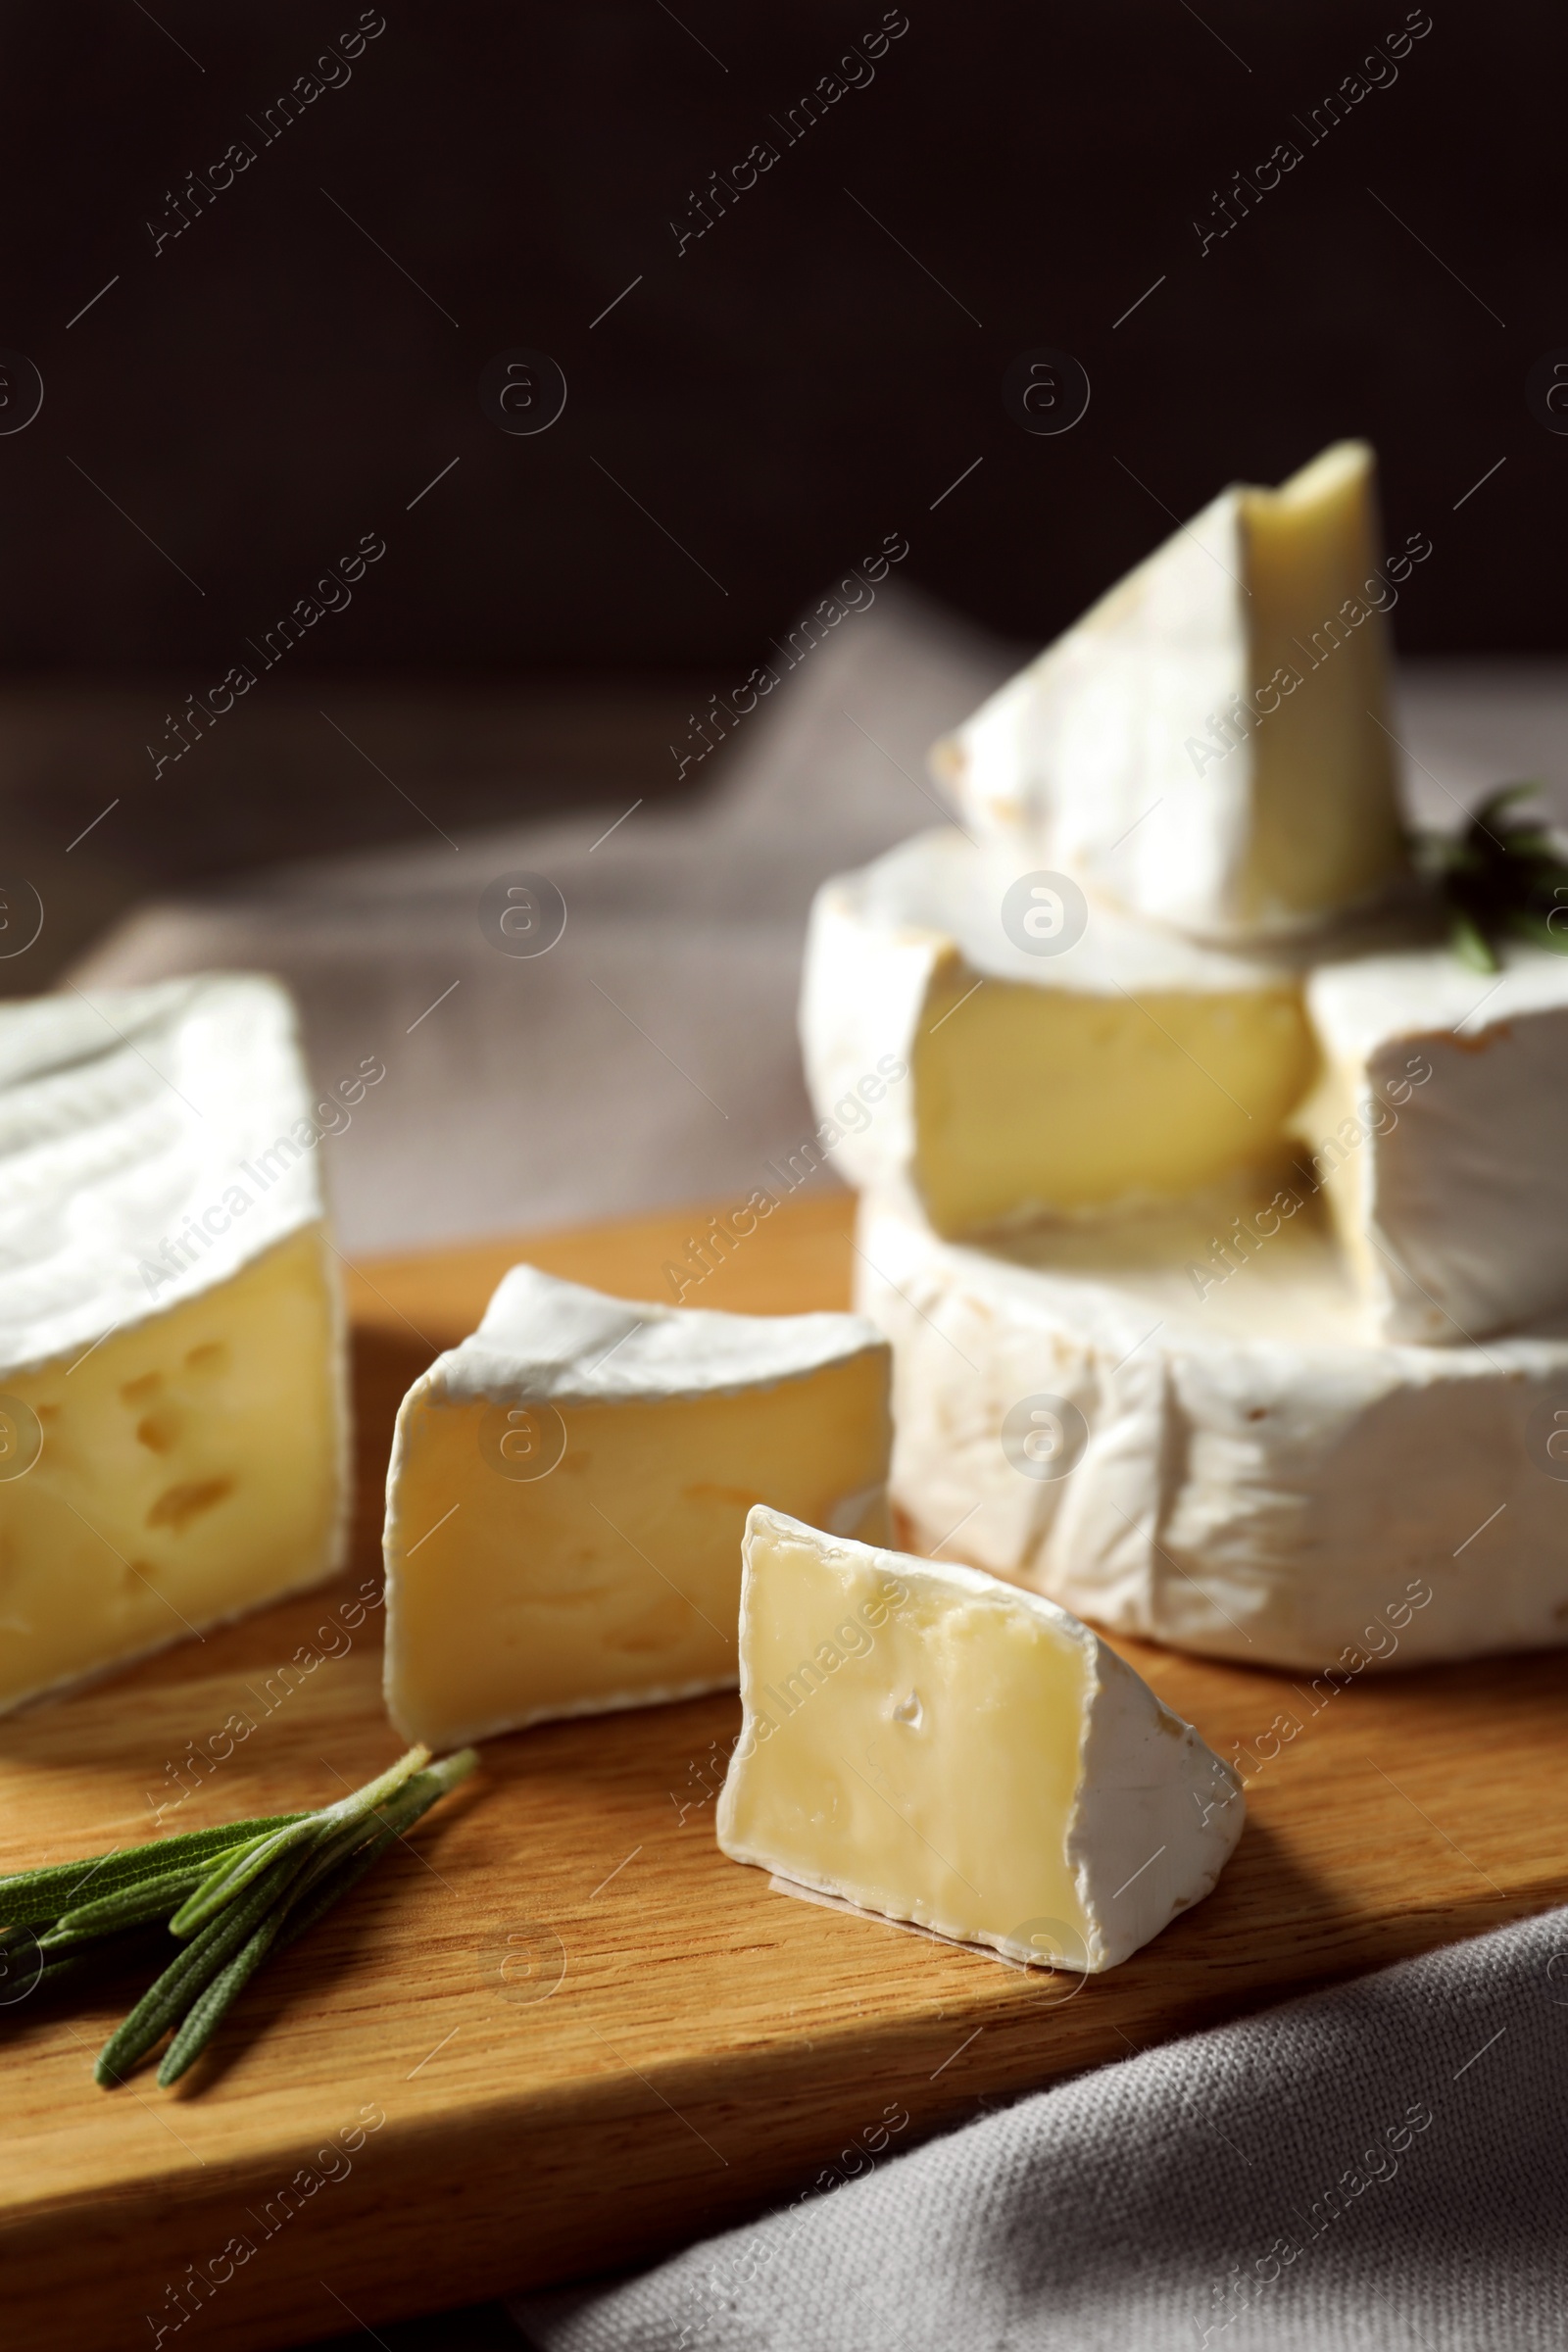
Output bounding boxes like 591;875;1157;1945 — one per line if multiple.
514;1904;1568;2351
69;589;1010;1253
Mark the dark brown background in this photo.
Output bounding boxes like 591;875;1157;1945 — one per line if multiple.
0;0;1559;971
7;0;1558;670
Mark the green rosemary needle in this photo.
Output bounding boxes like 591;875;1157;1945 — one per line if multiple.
0;1812;309;1930
44;1865;217;1951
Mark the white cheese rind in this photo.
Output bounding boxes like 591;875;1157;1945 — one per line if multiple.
382;1268;893;1743
0;975;329;1377
930;443;1407;943
716;1506;1244;1972
856;1188;1568;1671
439;1260;883;1405
1301;944;1568;1343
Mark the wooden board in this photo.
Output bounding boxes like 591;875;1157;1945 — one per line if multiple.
4;1190;1567;2352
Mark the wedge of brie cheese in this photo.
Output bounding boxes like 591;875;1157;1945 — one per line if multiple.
1300;944;1568;1344
716;1505;1244;1971
856;1186;1568;1671
0;977;348;1714
801;827;1318;1238
382;1268;892;1745
931;442;1409;943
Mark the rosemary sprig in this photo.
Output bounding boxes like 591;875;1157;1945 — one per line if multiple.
155;1750;476;2087
0;1747;478;2089
1409;783;1568;973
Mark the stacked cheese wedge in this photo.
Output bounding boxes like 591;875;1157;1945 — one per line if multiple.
803;441;1568;1671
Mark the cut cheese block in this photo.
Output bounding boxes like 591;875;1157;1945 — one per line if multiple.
0;977;348;1714
1300;943;1568;1344
716;1506;1244;1971
855;1185;1568;1671
931;442;1409;943
801;827;1318;1238
382;1267;892;1745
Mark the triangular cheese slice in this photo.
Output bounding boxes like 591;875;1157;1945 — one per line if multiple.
717;1506;1244;1971
931;441;1409;943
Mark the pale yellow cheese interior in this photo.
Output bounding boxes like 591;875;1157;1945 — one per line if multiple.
1241;443;1405;926
1288;1047;1378;1309
719;1518;1093;1954
911;949;1317;1236
384;1352;891;1746
0;1224;343;1713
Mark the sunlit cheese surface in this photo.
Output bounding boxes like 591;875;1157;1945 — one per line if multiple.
801;827;1319;1238
717;1506;1244;1972
383;1267;892;1746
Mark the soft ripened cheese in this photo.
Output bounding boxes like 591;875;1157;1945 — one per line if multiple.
716;1506;1244;1972
856;1186;1568;1671
801;828;1318;1237
382;1268;892;1745
930;443;1409;943
0;978;348;1713
1300;944;1568;1344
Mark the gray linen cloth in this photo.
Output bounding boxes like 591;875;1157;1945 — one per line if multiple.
69;590;1013;1253
514;1905;1568;2351
67;594;1568;1258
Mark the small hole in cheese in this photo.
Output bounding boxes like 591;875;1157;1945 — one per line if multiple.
146;1477;235;1533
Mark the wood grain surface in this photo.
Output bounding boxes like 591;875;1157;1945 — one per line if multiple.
3;1190;1566;2352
